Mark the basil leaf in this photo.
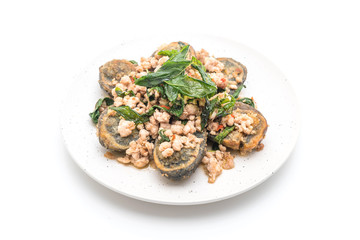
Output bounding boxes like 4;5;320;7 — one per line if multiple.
232;84;246;99
150;86;165;97
89;97;114;124
201;97;218;130
212;142;219;151
214;126;235;144
181;120;188;125
170;45;189;61
238;97;255;108
158;129;170;144
157;102;184;117
158;49;178;58
110;102;183;124
217;95;236;118
191;57;216;87
109;106;147;124
135;45;191;88
135;60;190;87
103;98;114;106
140;107;157;119
164;84;179;102
165;75;217;98
115;87;135;98
167;98;184;117
146;98;184;117
129;60;138;65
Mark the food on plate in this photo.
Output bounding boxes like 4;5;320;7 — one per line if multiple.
89;41;268;183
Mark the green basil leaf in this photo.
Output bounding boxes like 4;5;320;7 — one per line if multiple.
238;97;255;108
135;45;191;88
135;60;190;87
217;95;236;118
103;98;114;106
181;119;188;125
212;142;220;151
170;45;189;61
149;86;165;97
214;126;235;144
109;106;147;124
164;84;179;102
200;97;218;130
115;87;135;98
165;75;217;98
158;49;179;58
232;84;246;99
129;60;138;65
89;97;114;124
140;107;156;119
167;98;184;117
146;98;184;118
158;129;170;144
191;57;216;87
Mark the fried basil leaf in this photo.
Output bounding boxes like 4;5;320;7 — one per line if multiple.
216;95;236;118
135;60;190;87
181;119;188;125
170;45;189;61
145;98;184;118
115;87;135;98
232;84;246;99
191;57;216;87
167;98;184;117
200;97;218;130
135;46;191;87
109;106;148;124
164;84;179;102
89;97;114;124
165;75;217;98
153;99;185;117
214;126;235;144
212;142;220;151
144;101;184;119
158;129;170;144
238;97;255;108
150;86;165;97
157;49;179;58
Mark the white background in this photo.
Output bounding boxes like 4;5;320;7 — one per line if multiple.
1;0;359;239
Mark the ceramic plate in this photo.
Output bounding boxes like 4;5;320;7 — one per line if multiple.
60;34;300;205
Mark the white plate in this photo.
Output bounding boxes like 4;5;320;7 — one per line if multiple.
60;34;300;205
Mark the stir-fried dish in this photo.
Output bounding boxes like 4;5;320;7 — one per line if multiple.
89;41;268;183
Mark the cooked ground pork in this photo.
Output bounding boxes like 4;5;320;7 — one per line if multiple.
153;109;171;123
180;104;200;120
118;119;135;137
202;145;234;183
232;110;255;135
158;120;204;158
204;57;224;73
145;117;159;139
210;72;227;89
117;129;154;168
196;49;209;65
